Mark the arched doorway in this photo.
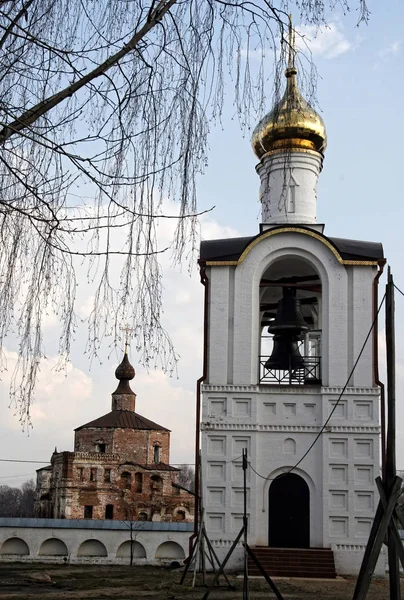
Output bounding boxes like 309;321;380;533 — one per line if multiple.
268;473;309;548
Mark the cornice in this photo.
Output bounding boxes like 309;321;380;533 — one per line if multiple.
201;422;380;433
202;384;379;396
205;227;379;267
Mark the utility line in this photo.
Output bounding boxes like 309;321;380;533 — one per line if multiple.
250;292;387;482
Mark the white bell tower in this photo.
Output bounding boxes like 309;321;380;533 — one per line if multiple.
199;21;385;576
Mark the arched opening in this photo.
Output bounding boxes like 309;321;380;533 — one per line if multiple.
77;539;108;557
268;473;310;548
39;538;68;556
259;257;322;385
175;509;186;521
153;444;161;463
1;538;29;555
105;504;114;519
121;471;131;489
155;541;185;559
137;511;148;521
116;540;146;558
134;472;143;493
150;475;163;492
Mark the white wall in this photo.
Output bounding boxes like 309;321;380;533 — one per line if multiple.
0;519;191;565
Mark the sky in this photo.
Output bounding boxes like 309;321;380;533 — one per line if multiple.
1;0;404;487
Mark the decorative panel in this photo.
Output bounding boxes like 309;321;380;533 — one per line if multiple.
330;465;348;484
208;462;225;481
232;488;250;507
354;401;373;420
207;514;224;533
283;438;296;455
207;488;225;507
234;399;251;417
355;491;374;511
209;398;226;416
264;402;276;415
283;403;296;416
231;513;249;533
354;465;373;485
354;440;373;459
329;439;348;458
208;436;226;455
329;400;347;419
355;518;372;537
329;517;348;537
329;491;348;510
233;437;250;456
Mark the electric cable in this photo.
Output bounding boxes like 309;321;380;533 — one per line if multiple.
249;292;386;482
394;284;404;298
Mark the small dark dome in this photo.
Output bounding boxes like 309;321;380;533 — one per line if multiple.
115;352;135;381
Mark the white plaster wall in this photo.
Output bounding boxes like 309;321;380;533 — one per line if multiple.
201;227;381;576
229;230;349;387
207;266;231;384
0;525;190;565
257;151;322;225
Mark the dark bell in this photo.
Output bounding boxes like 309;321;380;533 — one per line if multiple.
268;287;308;335
265;288;308;371
265;335;305;370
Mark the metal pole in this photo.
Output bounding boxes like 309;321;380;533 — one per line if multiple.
243;449;249;600
385;267;400;600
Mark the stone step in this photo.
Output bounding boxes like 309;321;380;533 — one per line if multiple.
247;547;336;579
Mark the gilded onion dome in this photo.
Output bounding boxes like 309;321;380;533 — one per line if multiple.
251;21;327;159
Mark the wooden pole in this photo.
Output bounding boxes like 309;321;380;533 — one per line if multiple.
385;268;400;600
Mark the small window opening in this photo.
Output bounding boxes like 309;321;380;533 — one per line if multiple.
78;467;84;481
84;505;93;519
138;511;148;521
176;510;186;521
90;468;97;482
153;445;161;463
97;443;106;453
105;504;114;519
104;468;111;483
121;471;131;489
134;472;143;493
150;475;163;492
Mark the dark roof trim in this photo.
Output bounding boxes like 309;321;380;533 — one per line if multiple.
75;410;169;432
172;482;195;496
199;226;384;266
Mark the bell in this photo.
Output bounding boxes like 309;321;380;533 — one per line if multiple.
265;288;308;371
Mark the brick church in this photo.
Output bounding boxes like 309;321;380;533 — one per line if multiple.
35;349;194;522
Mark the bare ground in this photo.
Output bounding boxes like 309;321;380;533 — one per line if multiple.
0;563;401;600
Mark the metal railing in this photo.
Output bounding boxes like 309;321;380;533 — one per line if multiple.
259;355;321;385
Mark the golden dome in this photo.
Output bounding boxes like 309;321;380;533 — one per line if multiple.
251;20;327;159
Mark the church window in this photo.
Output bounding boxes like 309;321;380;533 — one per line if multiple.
176;510;186;521
121;471;131;489
104;469;111;483
90;468;97;481
105;504;114;519
96;443;106;453
78;467;84;481
151;475;163;492
84;505;93;519
153;444;161;463
134;472;143;493
138;511;148;521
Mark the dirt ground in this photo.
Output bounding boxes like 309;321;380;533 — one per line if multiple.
0;563;401;600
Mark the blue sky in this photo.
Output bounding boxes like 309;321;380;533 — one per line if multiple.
1;2;404;487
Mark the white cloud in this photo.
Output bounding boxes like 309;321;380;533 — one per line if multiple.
377;41;401;59
0;208;240;484
296;23;351;59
